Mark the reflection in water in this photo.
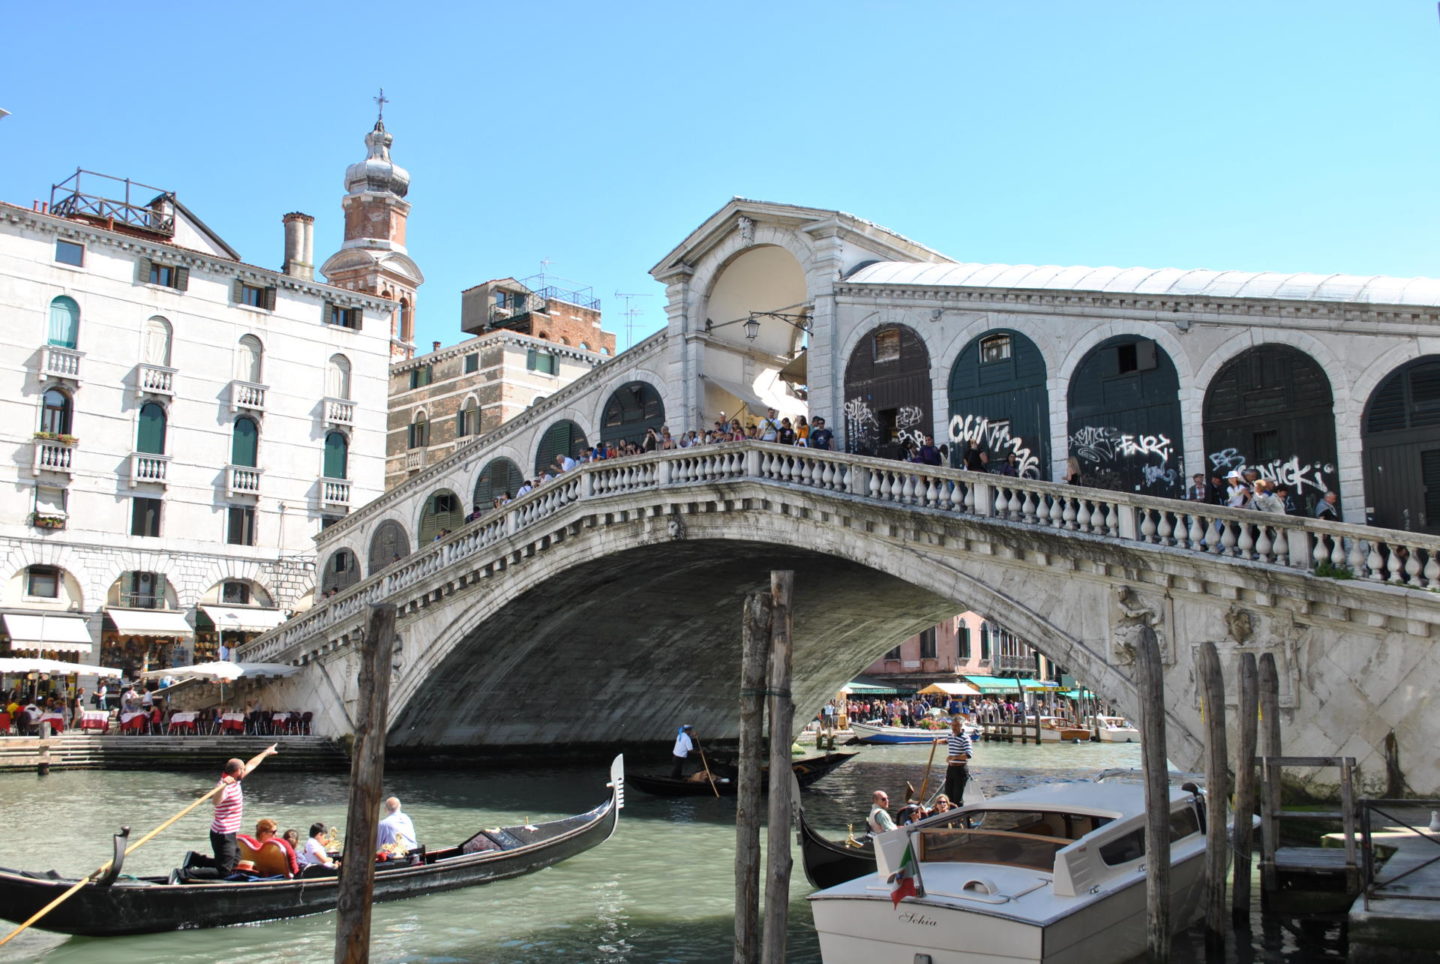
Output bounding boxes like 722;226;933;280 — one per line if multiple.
1;740;1338;962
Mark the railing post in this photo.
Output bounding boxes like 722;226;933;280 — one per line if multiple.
745;446;762;479
973;479;993;516
847;463;869;497
658;457;672;486
1116;503;1138;540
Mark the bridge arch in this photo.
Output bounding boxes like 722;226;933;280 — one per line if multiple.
947;329;1050;478
320;548;361;594
534;418;588;472
367;519;410;574
842;321;932;457
1362;354;1440;531
598;379;667;448
473;457;525;509
417;489;464;544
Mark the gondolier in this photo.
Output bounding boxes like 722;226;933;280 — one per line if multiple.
187;749;277;880
670;724;696;778
942;714;973;805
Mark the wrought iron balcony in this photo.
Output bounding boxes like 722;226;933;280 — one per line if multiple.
41;345;83;383
321;479;351;507
129;452;170;486
323;397;355;427
229;380;267;413
32;438;76;476
226;465;262;498
136;363;176;398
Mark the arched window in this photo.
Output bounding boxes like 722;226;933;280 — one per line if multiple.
368;520;410;574
231;416;259;467
136;402;167;454
399;298;412;341
236;335;264;383
326;354;352;400
474;457;525;507
144;316;173;366
419;490;463;543
41;388;72;435
323;431;348;479
600;381;665;447
321;549;360;594
534;420;588;474
48;296;79;348
455;398;480;438
408;412;429;449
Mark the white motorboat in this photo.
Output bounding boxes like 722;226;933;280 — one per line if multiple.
1033;716;1091;743
807;780;1208;964
1090;715;1140;743
849;720;982;745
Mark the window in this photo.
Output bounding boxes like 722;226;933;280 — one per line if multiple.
26;565;60;598
41;388;72;435
143;316;173;366
136;402;167;455
321;515;344;530
236;335;264;383
919;628;937;660
464;353;479;374
980;334;1012;363
124;570;162;608
1116;339;1158;374
327;354;352;399
327;304;362;329
235;282;276;310
409;365;433;389
399;299;412;340
884;645;902;661
456;401;479;438
874;328;901;363
35;485;67;516
980;623;991;660
323;431;348;479
55;240;84;267
131;497;162;537
227;506;256;546
143;259;189;291
433;492;457;514
231;416;259;467
48;296;79;348
526;349;556;375
958;625;971;659
221;581;251;604
408;416;429;449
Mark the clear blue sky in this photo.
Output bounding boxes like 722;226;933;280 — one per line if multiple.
4;2;1439;353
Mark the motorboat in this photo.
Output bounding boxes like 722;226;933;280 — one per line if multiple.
848;720;981;745
627;750;857;797
1090;715;1140;743
808;780;1208;964
1033;716;1092;743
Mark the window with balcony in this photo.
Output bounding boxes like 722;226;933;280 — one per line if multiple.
408;415;429;449
526;349;556;375
26;565;61;598
326;354;351;399
35;485;67;517
136;402;167;454
141;258;189;291
143;316;173;367
323;431;348;479
131;497;162;537
409;365;433;389
326;303;362;329
235;335;264;383
227;505;256;546
232;416;259;467
55;240;84;267
456;399;480;438
41;388;73;435
122;570;163;608
48;296;79;348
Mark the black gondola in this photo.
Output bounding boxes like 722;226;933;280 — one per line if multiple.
797;800;875;890
0;756;624;937
627;750;858;797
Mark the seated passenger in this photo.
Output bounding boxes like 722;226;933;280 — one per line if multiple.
238;817;300;877
375;796;418;853
298;821;338;869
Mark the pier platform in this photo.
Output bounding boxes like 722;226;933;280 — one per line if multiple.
1339;822;1440;961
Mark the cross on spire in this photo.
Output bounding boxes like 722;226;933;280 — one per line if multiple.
374;88;389;123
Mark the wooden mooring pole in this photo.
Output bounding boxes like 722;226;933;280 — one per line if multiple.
1197;641;1230;953
333;603;397;964
761;571;794;964
734;590;772;964
1256;652;1282;898
1232;652;1259;924
1135;623;1171;963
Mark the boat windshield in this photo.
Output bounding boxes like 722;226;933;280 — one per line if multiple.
915;809;1112;871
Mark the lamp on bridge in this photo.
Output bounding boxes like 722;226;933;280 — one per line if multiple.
705;306;813;342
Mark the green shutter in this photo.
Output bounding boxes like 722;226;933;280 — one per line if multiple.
136;403;167;454
174;265;190;291
323;431;348;479
263;286;276;310
137;257;152;284
231;417;259;467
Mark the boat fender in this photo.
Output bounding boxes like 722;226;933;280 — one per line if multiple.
961;877;1000;896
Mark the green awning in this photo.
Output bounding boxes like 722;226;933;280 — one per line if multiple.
960;675;1059;693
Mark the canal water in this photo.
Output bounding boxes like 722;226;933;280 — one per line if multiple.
1;740;1341;962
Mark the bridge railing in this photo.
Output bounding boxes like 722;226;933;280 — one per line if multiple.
241;443;1440;665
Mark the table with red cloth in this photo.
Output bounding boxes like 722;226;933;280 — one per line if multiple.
119;711;148;733
168;711;198;734
219;712;245;734
38;712;65;734
81;710;110;732
271;712;291;733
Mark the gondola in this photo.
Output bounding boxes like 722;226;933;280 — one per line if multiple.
628;750;857;797
0;756;624;937
797;800;875;889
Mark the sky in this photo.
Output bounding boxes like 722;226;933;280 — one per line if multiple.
4;2;1440;355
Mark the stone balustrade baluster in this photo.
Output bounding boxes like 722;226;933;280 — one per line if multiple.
1140;508;1157;543
1366;542;1385;580
1425;553;1440;590
889;471;904;504
1254;525;1273;563
1186;513;1205;549
900;473;916;505
925;477;939;508
1157;510;1174;545
1235;523;1255;561
1387;545;1405;584
1103;503;1120;537
1405;547;1423;586
1076;500;1092;532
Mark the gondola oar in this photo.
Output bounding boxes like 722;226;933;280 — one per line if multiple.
0;743;278;948
697;745;721;798
916;731;943;803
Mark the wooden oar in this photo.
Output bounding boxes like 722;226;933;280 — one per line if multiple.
916;733;943;803
697;746;721;798
0;743;278;948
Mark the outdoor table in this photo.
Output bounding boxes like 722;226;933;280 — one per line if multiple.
272;712;291;734
168;711;198;734
220;712;245;734
81;710;110;732
38;712;65;734
119;711;148;733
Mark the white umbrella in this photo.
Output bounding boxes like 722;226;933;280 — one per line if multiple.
0;656;122;677
140;661;297;681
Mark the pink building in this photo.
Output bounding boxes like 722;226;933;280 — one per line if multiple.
860;612;1060;688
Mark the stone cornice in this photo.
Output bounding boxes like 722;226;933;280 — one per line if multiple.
391;329;607;375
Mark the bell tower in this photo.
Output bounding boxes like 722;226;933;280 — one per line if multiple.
321;92;424;359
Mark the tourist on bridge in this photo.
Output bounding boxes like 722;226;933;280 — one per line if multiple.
808;417;833;450
670;724;697;778
1315;490;1341;521
759;408;780;442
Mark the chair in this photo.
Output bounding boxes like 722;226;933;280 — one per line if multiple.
0;711;10;735
300;711;313;736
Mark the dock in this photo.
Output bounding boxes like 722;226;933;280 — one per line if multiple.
1343;804;1440;961
0;734;349;772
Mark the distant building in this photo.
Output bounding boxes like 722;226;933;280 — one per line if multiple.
0;120;405;676
861;612;1061;689
385;277;616;492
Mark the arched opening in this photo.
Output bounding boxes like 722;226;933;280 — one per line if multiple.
327;354;352;399
231;416;259;467
455;397;480;439
1203;344;1337;515
368;520;411;574
408;411;429;449
704;245;810;356
323;431;349;479
1067;335;1183;496
48;296;79;348
600;381;665;448
843;324;932;458
321;548;361;594
947;330;1049;478
534;420;588;474
41;388;73;435
1363;355;1440;531
419;489;463;544
144;316;172;366
474;457;526;508
236;335;264;383
136;402;167;454
399;298;413;342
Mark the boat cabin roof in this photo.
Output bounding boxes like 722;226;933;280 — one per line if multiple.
942;780;1191;822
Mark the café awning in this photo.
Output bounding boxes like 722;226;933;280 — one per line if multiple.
0;656;121;677
2;613;93;654
916;681;981;697
200;606;288;633
105;608;193;638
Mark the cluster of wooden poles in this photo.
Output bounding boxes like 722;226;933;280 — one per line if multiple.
1134;623;1283;962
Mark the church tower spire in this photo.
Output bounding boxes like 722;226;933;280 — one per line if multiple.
320;94;424;360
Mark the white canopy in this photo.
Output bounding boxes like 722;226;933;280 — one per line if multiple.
106;608;193;638
0;656;121;677
200;606;288;633
2;613;93;654
141;661;297;681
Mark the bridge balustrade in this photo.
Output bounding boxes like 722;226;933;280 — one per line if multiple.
240;443;1440;666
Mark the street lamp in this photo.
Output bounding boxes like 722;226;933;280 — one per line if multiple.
705;307;813;342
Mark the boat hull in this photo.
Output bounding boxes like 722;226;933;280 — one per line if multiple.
848;722;975;745
629;751;856;797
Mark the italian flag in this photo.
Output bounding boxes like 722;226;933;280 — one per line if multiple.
888;839;924;907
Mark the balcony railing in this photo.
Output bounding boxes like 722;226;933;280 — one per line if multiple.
322;479;351;507
405;449;428;471
129;453;170;486
33;439;75;475
41;344;84;382
323;397;355;427
136;363;176;398
118;592;165;610
226;465;262;498
229;380;267;413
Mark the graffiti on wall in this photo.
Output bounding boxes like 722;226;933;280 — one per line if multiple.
1069;426;1179;491
1206;448;1335;495
844;396;880;453
947;414;1040;478
892;405;928;450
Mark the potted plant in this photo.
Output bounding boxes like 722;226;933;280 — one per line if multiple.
33;431;78;445
31;514;66;530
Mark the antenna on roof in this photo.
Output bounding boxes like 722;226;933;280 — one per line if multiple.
614;291;652;351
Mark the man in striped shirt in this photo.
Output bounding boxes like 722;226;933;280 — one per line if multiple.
188;750;275;878
942;715;973;805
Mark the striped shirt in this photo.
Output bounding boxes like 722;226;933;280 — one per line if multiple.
211;779;243;834
947;729;972;764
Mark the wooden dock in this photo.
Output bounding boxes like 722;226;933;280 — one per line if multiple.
1345;805;1440;961
1259;755;1363;914
0;734;349;772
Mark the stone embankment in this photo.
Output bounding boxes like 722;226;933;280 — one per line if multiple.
0;734;348;772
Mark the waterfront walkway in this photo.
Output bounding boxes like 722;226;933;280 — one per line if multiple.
0;734;348;772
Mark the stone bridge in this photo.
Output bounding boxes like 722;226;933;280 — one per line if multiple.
239;444;1440;794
